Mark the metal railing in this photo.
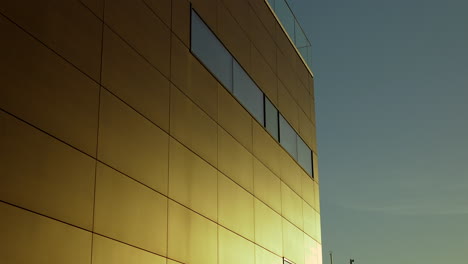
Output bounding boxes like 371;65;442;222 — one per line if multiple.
266;0;313;72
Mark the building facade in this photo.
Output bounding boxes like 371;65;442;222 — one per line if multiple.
0;0;321;263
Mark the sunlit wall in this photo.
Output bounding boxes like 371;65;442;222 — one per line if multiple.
0;0;321;263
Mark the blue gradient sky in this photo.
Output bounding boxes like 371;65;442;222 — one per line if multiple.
288;0;468;263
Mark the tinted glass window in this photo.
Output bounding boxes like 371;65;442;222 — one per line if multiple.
265;97;278;140
297;137;312;176
233;61;264;124
279;114;297;160
191;10;233;91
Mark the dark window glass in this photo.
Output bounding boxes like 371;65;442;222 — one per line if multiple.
297;137;312;176
265;97;279;140
191;10;233;91
279;114;297;160
233;61;264;124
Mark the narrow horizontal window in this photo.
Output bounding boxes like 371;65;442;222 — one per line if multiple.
190;8;315;177
265;96;279;140
297;136;312;176
279;114;297;160
233;61;264;124
191;10;233;91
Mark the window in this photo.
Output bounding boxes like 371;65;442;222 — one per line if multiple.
297;137;312;176
191;8;315;177
279;114;297;160
233;61;264;124
191;10;233;91
265;96;279;140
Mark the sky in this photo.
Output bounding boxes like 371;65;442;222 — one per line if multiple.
287;0;468;263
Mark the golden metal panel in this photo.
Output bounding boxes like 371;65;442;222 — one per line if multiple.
143;0;171;26
313;180;320;212
0;202;92;264
311;98;316;125
0;15;99;156
170;85;218;166
277;50;299;101
219;226;255;264
192;0;218;33
295;59;311;97
105;0;170;77
0;0;102;80
172;0;190;47
253;158;282;214
304;234;319;264
218;172;255;240
311;123;318;152
218;2;251;72
254;199;283;255
309;75;314;95
252;122;281;176
0;112;95;230
169;138;218;221
298;108;314;149
278;80;299;131
168;260;183;264
249;0;276;39
222;0;251;35
94;163;167;254
297;83;312;120
187;55;219;120
302;201;316;239
255;245;283;264
171;35;219;120
313;154;320;184
92;234;167;264
301;171;315;207
282;219;305;264
102;26;170;131
167;200;217;264
218;85;253;152
275;23;297;72
248;7;276;71
251;44;278;105
315;211;322;243
218;127;254;193
281;182;303;230
317;243;323;264
80;0;104;18
279;150;303;196
98;90;169;194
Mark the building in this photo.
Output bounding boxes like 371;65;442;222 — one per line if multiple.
0;0;321;263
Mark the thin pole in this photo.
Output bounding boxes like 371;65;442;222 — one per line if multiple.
329;251;333;264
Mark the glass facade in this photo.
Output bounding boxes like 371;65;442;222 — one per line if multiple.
266;0;313;70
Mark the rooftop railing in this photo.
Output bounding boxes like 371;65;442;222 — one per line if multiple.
266;0;313;73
